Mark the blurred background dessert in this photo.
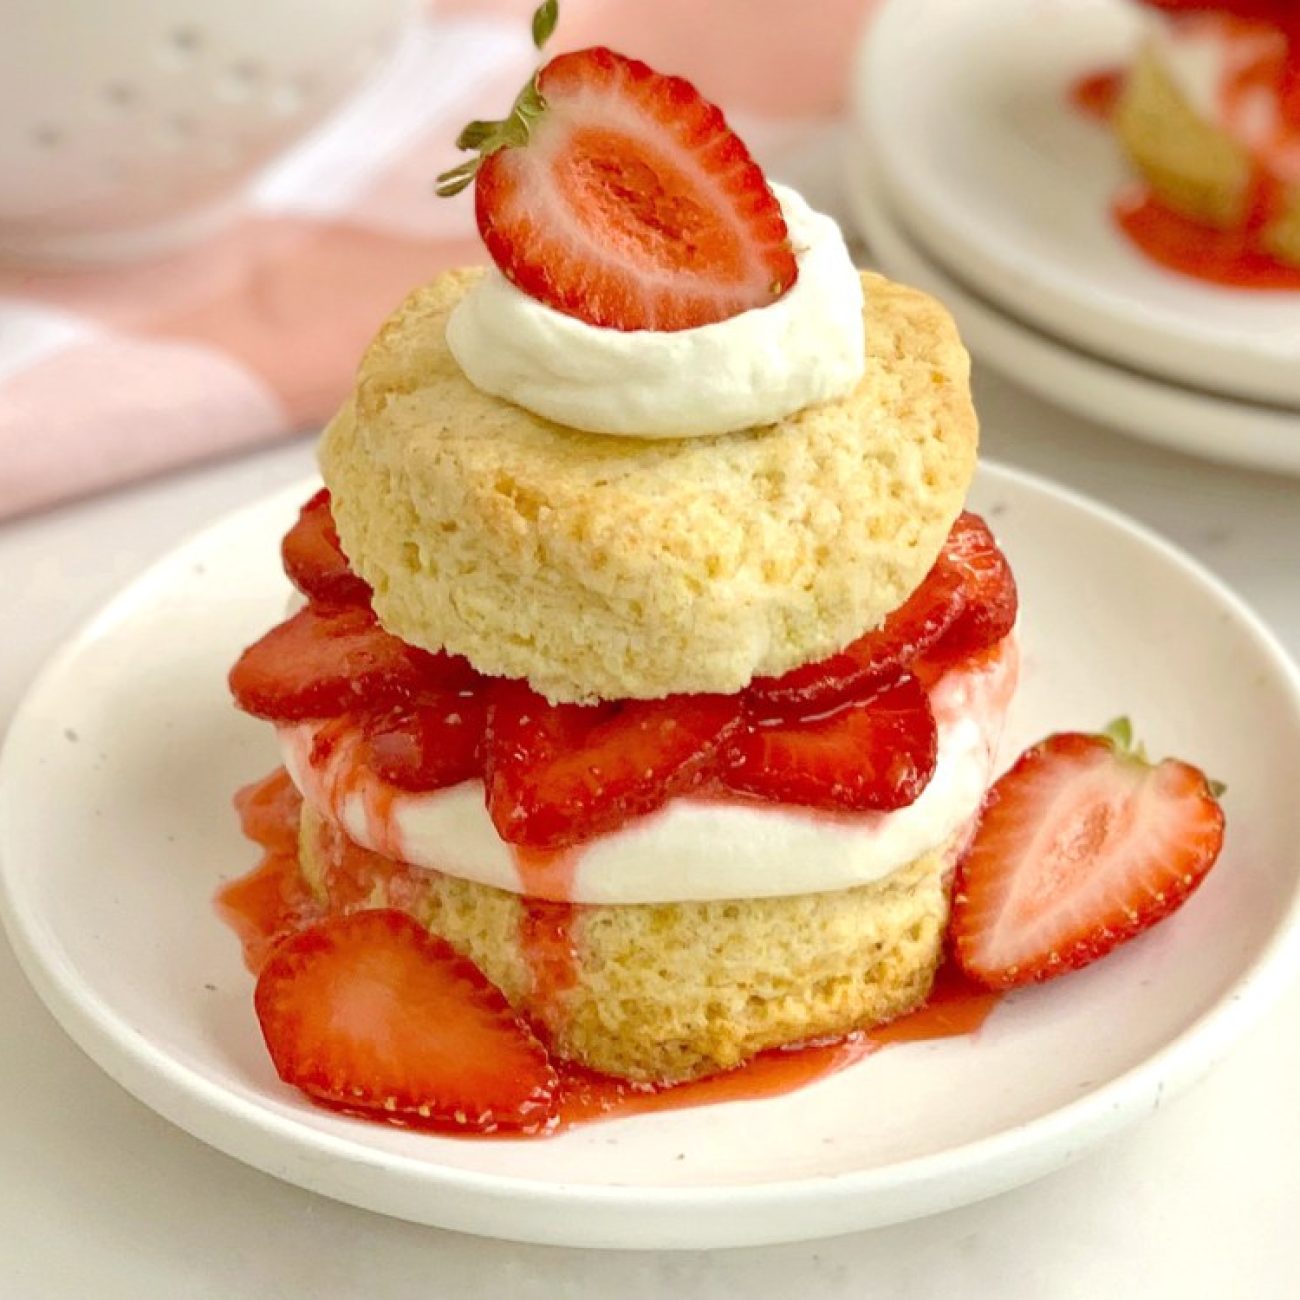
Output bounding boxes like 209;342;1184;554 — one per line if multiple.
1114;0;1300;280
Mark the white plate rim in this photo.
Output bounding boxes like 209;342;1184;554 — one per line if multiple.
3;465;1300;1249
857;0;1300;409
841;138;1300;477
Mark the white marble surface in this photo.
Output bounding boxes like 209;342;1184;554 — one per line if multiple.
3;296;1300;1296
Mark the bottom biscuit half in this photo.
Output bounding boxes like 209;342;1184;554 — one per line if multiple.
298;804;957;1084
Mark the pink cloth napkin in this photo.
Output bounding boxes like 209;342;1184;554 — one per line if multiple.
0;0;875;520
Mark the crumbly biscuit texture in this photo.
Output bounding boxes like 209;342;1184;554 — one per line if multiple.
299;805;954;1084
1115;43;1300;266
321;268;977;702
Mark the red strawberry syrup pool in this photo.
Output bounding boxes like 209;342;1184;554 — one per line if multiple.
218;769;1001;1137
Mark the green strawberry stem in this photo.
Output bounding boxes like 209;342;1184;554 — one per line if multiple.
532;0;559;49
1100;716;1226;798
436;0;559;198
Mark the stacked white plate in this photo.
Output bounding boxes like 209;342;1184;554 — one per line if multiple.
847;0;1300;475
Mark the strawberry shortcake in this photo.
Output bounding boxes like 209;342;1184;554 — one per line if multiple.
222;2;1225;1136
1114;0;1300;274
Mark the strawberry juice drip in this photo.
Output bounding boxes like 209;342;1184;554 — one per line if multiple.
518;899;581;1009
219;768;1003;1137
312;720;408;862
511;846;582;1012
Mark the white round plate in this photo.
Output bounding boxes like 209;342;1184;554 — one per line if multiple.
3;470;1300;1250
844;145;1300;476
856;0;1300;409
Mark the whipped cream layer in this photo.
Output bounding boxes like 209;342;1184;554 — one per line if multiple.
279;636;1018;906
444;184;866;439
1146;12;1300;177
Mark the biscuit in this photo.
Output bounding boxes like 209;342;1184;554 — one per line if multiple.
1115;42;1300;266
299;804;955;1084
321;269;977;703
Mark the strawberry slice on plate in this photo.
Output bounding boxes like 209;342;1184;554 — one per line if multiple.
255;909;558;1133
725;674;939;812
484;681;741;849
437;28;797;331
229;605;469;722
952;719;1227;989
281;489;371;608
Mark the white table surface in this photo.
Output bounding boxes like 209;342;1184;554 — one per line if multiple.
4;257;1300;1297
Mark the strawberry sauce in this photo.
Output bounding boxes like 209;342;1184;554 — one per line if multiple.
550;965;999;1132
219;768;1002;1137
1113;185;1300;287
217;771;319;973
518;900;581;1007
1071;67;1126;121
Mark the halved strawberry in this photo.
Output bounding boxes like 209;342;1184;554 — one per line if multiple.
484;681;741;848
748;564;966;711
281;489;371;607
924;512;1018;668
724;674;938;812
229;605;468;722
358;692;488;792
255;909;557;1133
437;37;797;331
952;719;1226;989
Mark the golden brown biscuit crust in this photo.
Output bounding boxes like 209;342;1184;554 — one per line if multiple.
322;269;977;702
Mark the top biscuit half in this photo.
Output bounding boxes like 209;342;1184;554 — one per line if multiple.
321;267;977;703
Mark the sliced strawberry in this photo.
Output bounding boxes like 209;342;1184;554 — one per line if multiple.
255;909;558;1133
952;720;1226;989
749;564;966;711
358;692;488;792
229;605;468;722
747;511;1015;709
724;674;938;812
281;489;371;607
438;45;796;331
925;512;1018;668
484;681;741;848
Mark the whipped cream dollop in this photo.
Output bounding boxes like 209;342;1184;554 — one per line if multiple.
445;184;867;439
279;635;1018;906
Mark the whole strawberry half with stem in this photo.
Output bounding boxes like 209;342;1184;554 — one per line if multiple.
952;719;1226;990
437;3;797;331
